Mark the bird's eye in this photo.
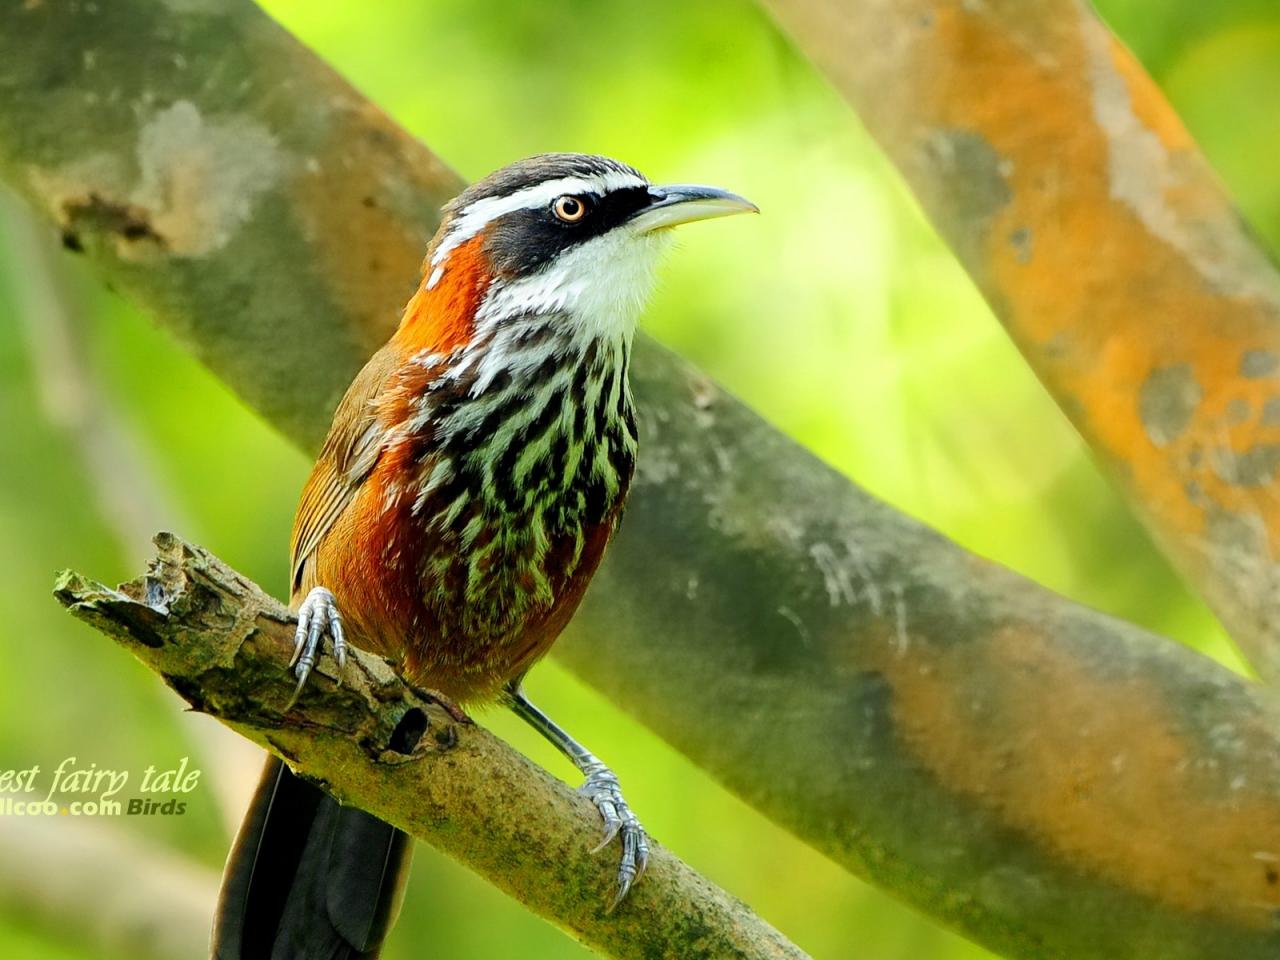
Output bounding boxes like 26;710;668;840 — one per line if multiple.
552;195;588;223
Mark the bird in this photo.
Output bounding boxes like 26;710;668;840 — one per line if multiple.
210;152;756;959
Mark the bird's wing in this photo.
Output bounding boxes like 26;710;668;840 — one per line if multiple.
289;344;399;601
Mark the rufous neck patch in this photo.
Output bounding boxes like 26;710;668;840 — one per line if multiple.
395;233;490;356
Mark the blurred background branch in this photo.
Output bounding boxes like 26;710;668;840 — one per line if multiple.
760;0;1280;686
0;187;187;565
2;0;1280;958
0;186;261;832
0;816;219;960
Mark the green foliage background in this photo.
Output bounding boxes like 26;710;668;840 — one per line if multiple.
1;0;1277;956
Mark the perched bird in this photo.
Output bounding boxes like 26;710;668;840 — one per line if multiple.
211;153;755;958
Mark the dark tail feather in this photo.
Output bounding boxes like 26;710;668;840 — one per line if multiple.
211;756;412;960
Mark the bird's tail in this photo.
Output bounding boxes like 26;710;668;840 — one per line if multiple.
211;755;412;960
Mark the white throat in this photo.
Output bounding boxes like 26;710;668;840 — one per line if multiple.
423;227;667;398
479;228;671;342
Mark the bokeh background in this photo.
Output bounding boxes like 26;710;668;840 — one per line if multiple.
1;0;1277;957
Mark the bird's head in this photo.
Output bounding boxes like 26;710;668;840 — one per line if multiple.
396;153;756;361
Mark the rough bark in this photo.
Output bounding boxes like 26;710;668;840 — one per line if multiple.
4;1;1280;957
54;534;808;960
759;0;1280;687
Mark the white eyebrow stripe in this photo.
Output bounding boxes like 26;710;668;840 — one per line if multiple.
427;170;648;287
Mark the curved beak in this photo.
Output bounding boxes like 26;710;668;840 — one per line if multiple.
628;184;759;234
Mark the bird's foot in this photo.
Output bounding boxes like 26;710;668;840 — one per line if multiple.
288;586;346;704
580;760;648;909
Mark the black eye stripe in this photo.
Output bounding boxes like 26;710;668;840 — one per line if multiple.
483;185;658;277
578;187;650;227
544;187;651;232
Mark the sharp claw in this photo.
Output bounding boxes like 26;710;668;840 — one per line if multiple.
591;810;621;853
634;833;650;882
579;764;647;907
608;872;633;913
607;825;642;912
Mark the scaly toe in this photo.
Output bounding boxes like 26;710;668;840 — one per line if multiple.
287;586;345;703
634;829;650;881
589;799;622;852
289;610;310;668
580;765;647;908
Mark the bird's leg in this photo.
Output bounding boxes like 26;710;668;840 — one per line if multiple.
505;682;648;908
289;585;347;703
405;682;473;725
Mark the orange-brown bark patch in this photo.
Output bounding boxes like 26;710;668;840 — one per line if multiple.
866;1;1280;678
867;624;1280;927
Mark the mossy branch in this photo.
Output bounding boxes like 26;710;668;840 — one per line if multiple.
53;532;807;960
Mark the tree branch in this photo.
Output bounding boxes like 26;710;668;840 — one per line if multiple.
8;1;1280;957
54;533;808;960
758;0;1280;685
